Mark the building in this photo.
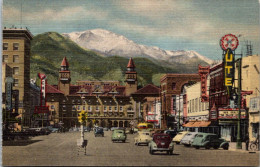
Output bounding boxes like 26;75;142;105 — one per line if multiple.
2;27;33;127
160;74;201;129
131;84;161;127
46;57;138;128
235;55;260;142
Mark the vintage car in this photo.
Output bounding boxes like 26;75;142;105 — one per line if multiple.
191;133;229;150
134;131;152;146
172;131;189;144
94;127;104;137
111;129;126;142
149;133;174;155
180;132;199;146
164;130;178;139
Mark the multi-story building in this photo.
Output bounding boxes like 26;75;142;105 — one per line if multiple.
46;57;138;128
2;27;33;127
160;74;201;129
235;55;259;142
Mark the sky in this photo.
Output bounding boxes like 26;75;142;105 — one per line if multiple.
3;0;260;60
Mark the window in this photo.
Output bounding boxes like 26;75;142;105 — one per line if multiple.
96;106;99;111
109;106;112;111
3;43;8;50
13;55;19;63
88;106;91;111
51;105;55;109
115;106;117;110
13;67;19;75
104;106;107;111
120;106;123;111
13;43;19;50
172;83;176;90
83;106;86;111
3;55;8;62
77;105;81;110
13;79;18;87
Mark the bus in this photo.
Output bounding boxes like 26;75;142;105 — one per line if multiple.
137;123;154;131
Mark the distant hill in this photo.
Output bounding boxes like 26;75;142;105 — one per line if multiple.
30;32;185;86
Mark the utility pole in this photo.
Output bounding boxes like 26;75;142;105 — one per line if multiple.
236;57;242;149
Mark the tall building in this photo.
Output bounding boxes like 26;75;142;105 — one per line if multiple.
2;27;33;127
46;57;139;128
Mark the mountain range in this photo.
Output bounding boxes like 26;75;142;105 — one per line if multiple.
30;30;212;86
63;29;213;65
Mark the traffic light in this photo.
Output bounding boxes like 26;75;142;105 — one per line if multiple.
78;110;88;124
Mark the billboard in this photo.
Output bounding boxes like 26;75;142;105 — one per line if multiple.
218;108;246;119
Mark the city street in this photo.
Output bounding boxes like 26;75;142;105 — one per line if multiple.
2;131;259;166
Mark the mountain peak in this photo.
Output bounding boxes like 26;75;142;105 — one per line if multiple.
63;29;213;65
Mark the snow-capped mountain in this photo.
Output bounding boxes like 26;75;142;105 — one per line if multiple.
63;29;213;65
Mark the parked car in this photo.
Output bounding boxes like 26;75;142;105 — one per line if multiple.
164;130;178;139
191;133;229;150
180;132;199;146
125;128;131;134
172;131;189;144
134;131;152;146
151;129;165;136
112;129;126;142
94;127;104;137
149;133;174;155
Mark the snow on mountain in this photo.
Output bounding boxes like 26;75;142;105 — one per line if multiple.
63;29;213;64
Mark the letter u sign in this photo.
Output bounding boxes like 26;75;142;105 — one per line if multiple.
225;51;233;62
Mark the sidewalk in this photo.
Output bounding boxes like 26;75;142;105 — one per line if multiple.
229;142;259;153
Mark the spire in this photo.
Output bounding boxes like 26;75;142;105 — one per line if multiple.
60;57;69;71
127;58;135;69
61;57;69;67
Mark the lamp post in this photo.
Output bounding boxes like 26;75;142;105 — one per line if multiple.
236;57;242;149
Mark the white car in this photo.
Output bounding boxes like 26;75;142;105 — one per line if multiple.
134;131;152;146
180;132;198;146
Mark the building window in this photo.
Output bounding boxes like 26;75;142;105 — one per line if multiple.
115;106;117;111
13;55;19;63
13;79;18;87
120;106;123;111
104;106;107;111
96;106;99;111
172;83;176;90
51;105;55;109
13;43;19;50
83;106;86;111
3;55;8;62
13;67;19;75
88;106;91;111
109;106;112;111
77;105;81;110
3;43;8;50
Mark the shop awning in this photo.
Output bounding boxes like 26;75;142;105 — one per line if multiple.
182;121;195;127
199;121;211;127
183;121;211;127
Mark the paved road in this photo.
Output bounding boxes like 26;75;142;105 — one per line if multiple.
2;131;259;166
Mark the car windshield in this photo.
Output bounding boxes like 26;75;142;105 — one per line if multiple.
154;135;170;140
116;131;123;133
186;134;192;136
197;134;203;138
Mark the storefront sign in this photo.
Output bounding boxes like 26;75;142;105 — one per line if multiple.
223;48;235;97
218;108;246;119
198;65;210;102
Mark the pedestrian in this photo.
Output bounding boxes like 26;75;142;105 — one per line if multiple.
245;133;249;151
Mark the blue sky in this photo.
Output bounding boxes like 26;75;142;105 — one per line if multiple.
3;0;259;60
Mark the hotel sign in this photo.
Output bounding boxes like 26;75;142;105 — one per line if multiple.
218;108;246;119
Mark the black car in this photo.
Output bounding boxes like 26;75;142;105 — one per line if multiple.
164;130;178;139
94;127;104;137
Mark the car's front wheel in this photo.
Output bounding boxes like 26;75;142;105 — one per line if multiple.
149;148;154;155
223;145;229;150
168;150;173;155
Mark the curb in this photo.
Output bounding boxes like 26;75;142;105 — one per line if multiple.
228;148;259;153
